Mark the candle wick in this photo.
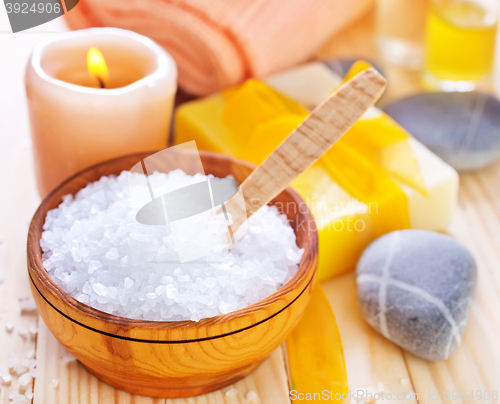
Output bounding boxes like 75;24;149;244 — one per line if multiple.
97;77;106;89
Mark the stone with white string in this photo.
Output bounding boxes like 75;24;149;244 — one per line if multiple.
385;92;500;171
355;230;477;361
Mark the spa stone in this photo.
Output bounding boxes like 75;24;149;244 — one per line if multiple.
325;58;385;79
356;230;477;361
385;92;500;171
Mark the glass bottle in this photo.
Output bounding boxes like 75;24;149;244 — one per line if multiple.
424;0;499;91
376;0;429;69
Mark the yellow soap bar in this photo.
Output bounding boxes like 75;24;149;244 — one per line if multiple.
174;72;458;281
292;163;375;281
287;283;348;403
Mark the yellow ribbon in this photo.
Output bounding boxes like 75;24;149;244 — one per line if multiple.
220;67;426;235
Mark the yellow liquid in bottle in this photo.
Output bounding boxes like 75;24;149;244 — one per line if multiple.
425;1;498;85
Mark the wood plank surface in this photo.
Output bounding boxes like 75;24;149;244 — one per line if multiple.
1;3;500;404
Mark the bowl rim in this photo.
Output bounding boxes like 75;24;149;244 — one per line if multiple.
27;150;318;341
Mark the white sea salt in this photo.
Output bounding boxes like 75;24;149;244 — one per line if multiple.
17;372;31;388
28;325;38;338
5;321;14;333
14;362;28;376
17;327;28;338
20;299;37;313
52;378;59;388
41;170;303;322
8;392;25;401
246;391;260;403
8;352;17;369
225;388;238;397
2;374;12;384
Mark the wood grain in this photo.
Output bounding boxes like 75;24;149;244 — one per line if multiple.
2;6;500;404
27;151;318;398
34;325;290;404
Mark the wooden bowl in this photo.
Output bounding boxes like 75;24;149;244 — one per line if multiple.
27;150;318;398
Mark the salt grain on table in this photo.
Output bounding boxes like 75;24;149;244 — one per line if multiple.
19;299;37;313
225;388;238;397
2;374;12;384
41;170;303;321
246;391;260;403
8;352;17;369
17;326;28;338
28;325;38;337
17;372;32;388
26;349;35;359
5;321;14;333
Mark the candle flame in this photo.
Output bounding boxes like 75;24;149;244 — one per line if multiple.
87;47;108;86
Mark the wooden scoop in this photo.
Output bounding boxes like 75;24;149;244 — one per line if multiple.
225;67;387;236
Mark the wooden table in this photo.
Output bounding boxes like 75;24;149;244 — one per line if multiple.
0;5;499;404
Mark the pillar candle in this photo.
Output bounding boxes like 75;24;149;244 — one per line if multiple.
25;28;177;197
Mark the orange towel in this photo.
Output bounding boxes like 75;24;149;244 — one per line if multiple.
65;0;373;95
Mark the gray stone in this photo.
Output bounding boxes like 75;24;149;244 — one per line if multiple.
384;92;500;171
325;58;386;79
356;230;477;361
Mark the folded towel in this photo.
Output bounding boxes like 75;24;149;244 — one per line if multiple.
65;0;373;95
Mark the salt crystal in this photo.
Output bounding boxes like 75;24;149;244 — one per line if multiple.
41;170;303;322
225;388;238;397
160;276;172;285
105;248;119;260
246;391;260;403
92;283;107;296
8;352;17;369
401;378;409;385
52;378;59;388
124;277;134;289
5;321;14;332
29;368;37;378
18;327;28;338
28;325;38;337
25;391;34;400
26;349;35;360
2;373;12;384
20;299;37;313
14;362;28;375
17;372;31;388
377;382;385;392
63;353;76;364
8;392;25;401
88;260;102;274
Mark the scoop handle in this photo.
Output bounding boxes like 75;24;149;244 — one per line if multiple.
238;67;386;220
